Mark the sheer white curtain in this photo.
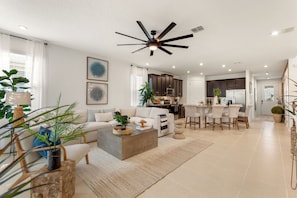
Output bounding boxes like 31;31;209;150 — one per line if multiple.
0;34;46;110
25;40;46;109
0;33;10;71
130;66;148;106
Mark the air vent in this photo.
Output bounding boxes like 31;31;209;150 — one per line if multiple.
282;27;295;34
191;25;204;33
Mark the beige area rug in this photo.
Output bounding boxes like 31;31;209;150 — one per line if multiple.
76;136;213;198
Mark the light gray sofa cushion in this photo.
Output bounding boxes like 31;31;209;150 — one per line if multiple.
120;108;136;117
135;107;151;118
149;107;169;118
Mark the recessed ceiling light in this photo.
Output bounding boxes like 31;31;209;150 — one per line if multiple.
18;25;28;30
187;70;190;74
264;65;268;68
265;72;269;75
146;62;149;66
200;72;203;75
271;31;279;36
172;65;176;69
199;62;203;66
222;64;226;68
228;69;232;72
267;77;270;79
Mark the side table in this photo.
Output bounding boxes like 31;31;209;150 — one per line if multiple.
30;160;75;198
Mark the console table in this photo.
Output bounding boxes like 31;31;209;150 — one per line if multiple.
30;160;75;198
97;126;158;160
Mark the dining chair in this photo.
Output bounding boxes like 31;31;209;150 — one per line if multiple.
184;105;201;129
238;104;253;129
205;105;225;130
222;105;241;129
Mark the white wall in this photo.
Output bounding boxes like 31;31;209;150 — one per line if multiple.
46;44;131;110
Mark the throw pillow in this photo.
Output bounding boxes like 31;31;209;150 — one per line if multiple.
33;126;61;158
95;112;114;122
87;109;100;122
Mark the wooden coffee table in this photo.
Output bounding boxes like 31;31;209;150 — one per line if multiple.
97;125;158;160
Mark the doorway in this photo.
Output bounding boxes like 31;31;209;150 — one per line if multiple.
256;79;281;116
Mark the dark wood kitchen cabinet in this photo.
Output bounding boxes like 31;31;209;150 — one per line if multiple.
148;74;182;97
161;74;174;89
207;78;245;97
148;74;166;96
173;79;183;97
148;74;161;96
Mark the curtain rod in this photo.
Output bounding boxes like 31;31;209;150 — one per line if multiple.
1;31;48;45
130;64;148;70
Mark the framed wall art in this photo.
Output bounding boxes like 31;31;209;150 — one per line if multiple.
86;82;108;105
87;56;108;81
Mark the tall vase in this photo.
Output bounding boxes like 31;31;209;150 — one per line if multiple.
213;96;218;105
48;148;61;170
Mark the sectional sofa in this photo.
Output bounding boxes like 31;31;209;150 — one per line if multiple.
73;106;174;142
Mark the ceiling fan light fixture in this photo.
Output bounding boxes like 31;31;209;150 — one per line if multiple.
149;43;158;51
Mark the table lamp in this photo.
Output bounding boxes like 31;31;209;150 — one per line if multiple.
6;92;31;127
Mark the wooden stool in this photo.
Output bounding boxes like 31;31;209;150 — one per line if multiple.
173;120;185;139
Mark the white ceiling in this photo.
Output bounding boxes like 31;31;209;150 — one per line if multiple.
1;0;297;79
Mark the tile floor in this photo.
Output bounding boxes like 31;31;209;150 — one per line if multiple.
74;117;297;198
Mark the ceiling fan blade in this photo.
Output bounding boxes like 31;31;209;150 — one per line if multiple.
115;32;146;42
160;34;194;43
117;43;146;46
158;47;172;55
156;22;176;41
161;44;189;48
150;50;154;56
131;46;148;53
136;21;152;40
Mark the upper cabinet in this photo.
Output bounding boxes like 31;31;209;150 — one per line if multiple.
161;74;174;89
173;79;183;97
207;78;245;97
148;74;182;97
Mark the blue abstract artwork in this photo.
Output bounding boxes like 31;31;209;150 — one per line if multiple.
87;82;108;104
87;57;108;81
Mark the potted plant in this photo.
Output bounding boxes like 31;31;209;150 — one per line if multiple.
271;105;284;123
0;69;30;122
138;82;154;106
26;95;86;170
0;97;86;197
213;88;221;104
114;111;130;130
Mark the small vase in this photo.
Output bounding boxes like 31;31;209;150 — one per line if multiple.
47;148;61;171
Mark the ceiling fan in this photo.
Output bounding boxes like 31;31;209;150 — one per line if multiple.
115;21;194;56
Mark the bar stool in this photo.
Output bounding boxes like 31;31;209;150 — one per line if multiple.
238;104;253;129
205;105;225;130
222;105;241;129
184;105;201;129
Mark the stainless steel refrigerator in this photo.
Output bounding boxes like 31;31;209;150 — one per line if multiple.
226;89;246;112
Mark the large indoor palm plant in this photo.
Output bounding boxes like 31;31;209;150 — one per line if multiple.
138;82;154;106
0;69;30;122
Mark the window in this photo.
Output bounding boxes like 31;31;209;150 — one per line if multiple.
9;53;26;77
0;34;46;109
130;66;148;106
264;85;274;102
